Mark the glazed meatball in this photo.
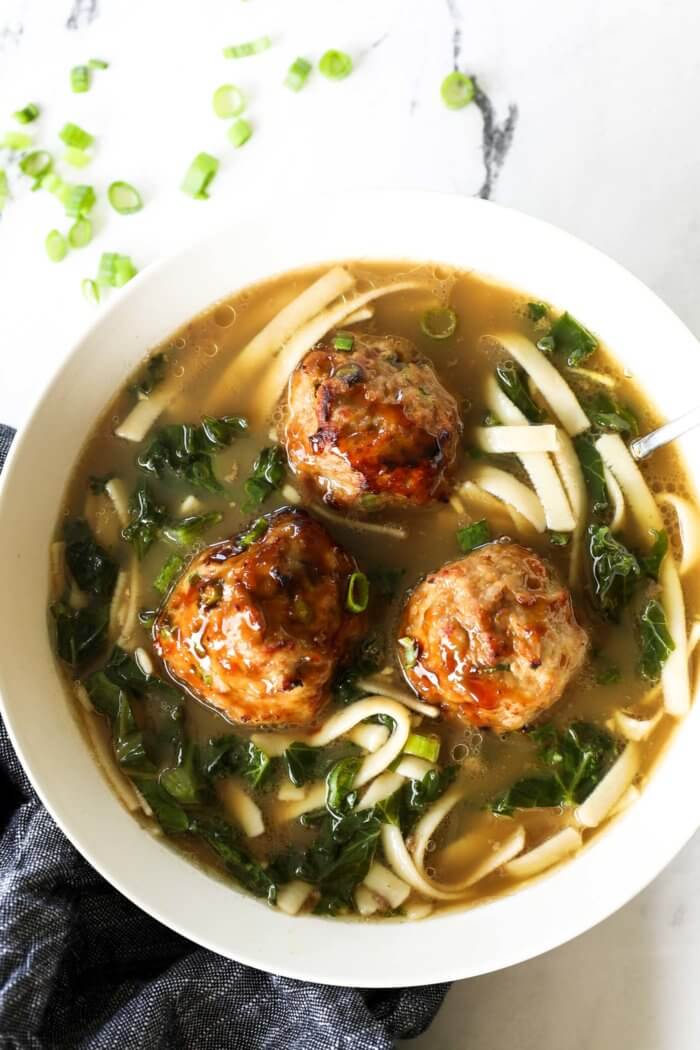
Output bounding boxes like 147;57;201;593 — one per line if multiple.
284;333;462;509
153;508;367;726
399;542;588;732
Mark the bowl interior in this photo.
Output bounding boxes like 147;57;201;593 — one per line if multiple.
1;190;699;986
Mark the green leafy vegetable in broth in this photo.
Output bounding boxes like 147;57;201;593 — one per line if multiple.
64;520;118;599
495;360;543;422
190;815;277;901
549;531;571;547
131;777;193;834
457;519;490;553
332;635;382;704
550;311;598;366
161;512;224;547
640;529;669;581
584;393;639;436
51;601;109;670
490;722;618;815
113;692;154;772
130;352;168;399
284;741;322;787
595;663;622;686
325;755;361;819
154;553;186;595
574;435;609;515
243;445;286;509
588;524;641;621
639;598;675;680
122;484;167;558
378;766;458;834
137;415;247;493
160;739;203;803
198;734;272;789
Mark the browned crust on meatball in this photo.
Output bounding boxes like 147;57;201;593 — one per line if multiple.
399;542;588;732
153;508;367;726
284;333;462;509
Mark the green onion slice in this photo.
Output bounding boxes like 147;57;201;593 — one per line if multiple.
82;277;100;303
108;180;143;214
549;531;571;546
228;118;252;149
285;57;312;91
240;517;269;548
319;49;353;80
212;84;246;118
222;36;271;59
420;306;457;339
70;65;90;93
45;230;68;263
68;217;92;249
41;171;63;194
181;152;219;198
404;733;440;762
63;184;96;217
346;571;369;613
97;252;138;288
13;103;39;124
0;170;8;210
440;71;475;110
59;122;93;149
333;331;354;351
88;58;109;69
64;147;91;168
19;150;52;179
2;131;32;150
398;636;418;669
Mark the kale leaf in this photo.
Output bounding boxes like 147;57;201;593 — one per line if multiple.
584;393;638;436
495;360;543;422
551;311;598;366
588;524;641;621
52;601;109;670
191;815;277;901
377;766;458;835
198;734;271;789
243;445;286;510
640;529;669;581
137;415;247;493
639;598;675;681
64;519;118;599
121;484;167;559
457;519;490;554
574;435;609;515
331;635;382;705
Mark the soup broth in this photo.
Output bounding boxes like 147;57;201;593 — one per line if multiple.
49;260;700;920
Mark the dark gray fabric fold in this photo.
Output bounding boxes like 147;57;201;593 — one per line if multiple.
0;423;449;1049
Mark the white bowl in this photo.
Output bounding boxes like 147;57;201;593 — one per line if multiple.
1;190;700;987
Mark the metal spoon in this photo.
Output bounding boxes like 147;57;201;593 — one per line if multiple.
629;405;700;461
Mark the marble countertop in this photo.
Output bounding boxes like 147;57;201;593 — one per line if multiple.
2;1;700;1046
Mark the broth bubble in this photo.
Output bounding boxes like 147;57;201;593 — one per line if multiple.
214;304;237;328
174;336;186;351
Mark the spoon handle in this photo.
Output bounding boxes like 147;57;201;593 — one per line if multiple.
629;404;700;461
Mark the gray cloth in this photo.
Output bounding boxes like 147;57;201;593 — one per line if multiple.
0;423;449;1049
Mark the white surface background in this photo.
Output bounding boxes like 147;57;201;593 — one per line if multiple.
2;1;700;1047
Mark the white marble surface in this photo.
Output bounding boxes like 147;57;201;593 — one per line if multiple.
2;1;700;1047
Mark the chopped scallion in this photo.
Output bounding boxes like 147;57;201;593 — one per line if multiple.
59;122;94;149
228;118;252;148
97;252;138;288
240;517;268;548
45;229;68;263
68;217;92;249
63;183;96;217
13;103;39;124
346;571;369;613
181;152;219;199
549;531;571;547
212;84;246;118
81;277;100;304
441;71;475;109
88;58;109;69
398;635;418;669
404;733;440;763
0;170;8;211
64;147;91;168
2;131;32;150
333;331;354;351
108;180;143;214
19;150;52;180
70;65;90;93
420;307;457;339
319;49;353;80
40;171;63;194
285;57;312;91
222;36;271;59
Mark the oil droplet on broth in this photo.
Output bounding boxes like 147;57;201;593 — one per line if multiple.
214;304;237;328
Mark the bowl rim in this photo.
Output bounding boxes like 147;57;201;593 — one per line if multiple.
2;188;700;987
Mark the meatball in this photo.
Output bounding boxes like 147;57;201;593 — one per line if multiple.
153;508;367;726
398;542;588;732
284;333;462;509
